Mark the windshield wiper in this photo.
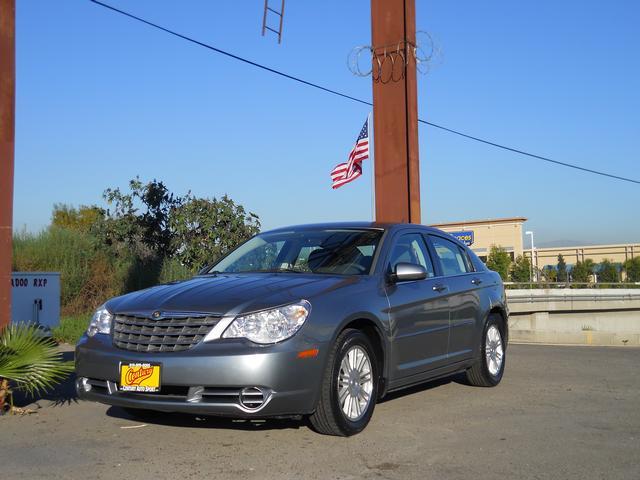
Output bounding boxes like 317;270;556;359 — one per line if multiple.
257;268;306;274
204;268;307;274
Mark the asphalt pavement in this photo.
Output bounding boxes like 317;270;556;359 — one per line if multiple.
3;344;639;480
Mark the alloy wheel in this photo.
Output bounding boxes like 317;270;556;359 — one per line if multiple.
337;345;373;421
485;325;504;376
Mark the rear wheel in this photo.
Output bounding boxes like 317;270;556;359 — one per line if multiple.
466;313;506;387
309;329;378;436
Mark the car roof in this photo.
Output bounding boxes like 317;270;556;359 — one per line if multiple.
262;221;448;236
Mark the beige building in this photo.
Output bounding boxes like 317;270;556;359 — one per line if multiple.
431;217;526;262
431;217;639;268
524;244;639;268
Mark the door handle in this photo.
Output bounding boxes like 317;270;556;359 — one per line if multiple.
471;278;483;285
432;283;448;293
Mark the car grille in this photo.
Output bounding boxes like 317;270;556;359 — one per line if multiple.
112;313;221;353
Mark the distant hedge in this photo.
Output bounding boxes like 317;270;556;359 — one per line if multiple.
12;227;191;315
12;177;259;316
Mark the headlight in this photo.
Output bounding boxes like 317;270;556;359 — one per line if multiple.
222;300;311;344
87;305;113;337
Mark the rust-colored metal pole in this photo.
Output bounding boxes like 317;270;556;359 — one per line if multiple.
0;0;15;329
371;0;421;224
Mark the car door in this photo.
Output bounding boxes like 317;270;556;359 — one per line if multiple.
385;232;451;379
426;234;481;361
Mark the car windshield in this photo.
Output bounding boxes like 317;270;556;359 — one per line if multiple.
207;228;383;275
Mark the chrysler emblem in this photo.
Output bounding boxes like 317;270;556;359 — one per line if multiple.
151;311;162;319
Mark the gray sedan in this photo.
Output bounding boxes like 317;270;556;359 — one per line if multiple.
75;222;508;436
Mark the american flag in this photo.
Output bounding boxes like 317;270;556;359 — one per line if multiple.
331;117;370;189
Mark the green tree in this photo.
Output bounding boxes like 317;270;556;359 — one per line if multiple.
16;177;261;316
99;177;183;259
571;259;595;283
557;254;568;282
624;257;640;283
597;259;619;283
169;194;260;270
52;204;104;233
510;255;531;282
486;245;511;281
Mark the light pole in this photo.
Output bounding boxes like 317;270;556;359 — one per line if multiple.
525;230;536;282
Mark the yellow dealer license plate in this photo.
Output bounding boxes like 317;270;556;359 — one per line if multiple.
120;363;161;392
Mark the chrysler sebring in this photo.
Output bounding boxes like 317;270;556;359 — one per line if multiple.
75;222;508;436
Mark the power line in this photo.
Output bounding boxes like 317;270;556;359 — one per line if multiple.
89;0;640;186
89;1;371;107
419;121;640;185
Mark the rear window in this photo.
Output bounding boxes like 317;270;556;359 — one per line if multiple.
430;236;470;276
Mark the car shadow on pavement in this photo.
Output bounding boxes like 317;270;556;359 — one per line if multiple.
379;372;468;403
12;351;79;409
105;405;306;431
104;372;468;430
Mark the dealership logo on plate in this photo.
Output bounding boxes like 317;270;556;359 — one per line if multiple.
120;363;161;392
125;366;154;386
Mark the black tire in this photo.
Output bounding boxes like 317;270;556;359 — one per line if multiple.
309;329;379;436
466;313;506;387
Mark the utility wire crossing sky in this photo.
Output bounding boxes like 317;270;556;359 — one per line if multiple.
90;0;640;186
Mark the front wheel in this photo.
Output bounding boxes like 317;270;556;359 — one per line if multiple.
465;314;506;387
309;329;378;436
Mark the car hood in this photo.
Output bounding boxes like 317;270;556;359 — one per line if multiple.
106;273;361;317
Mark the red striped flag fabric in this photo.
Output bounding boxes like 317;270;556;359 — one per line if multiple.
331;117;369;189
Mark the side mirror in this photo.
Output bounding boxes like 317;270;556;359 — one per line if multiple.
392;262;427;282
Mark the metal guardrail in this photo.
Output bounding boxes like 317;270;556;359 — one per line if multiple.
505;282;640;289
506;288;640;304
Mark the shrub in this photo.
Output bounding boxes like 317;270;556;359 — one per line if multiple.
486;245;511;281
572;259;595;283
597;259;620;283
52;204;104;233
13;178;260;319
542;266;557;282
0;324;74;413
624;257;640;282
510;255;531;282
557;254;568;282
52;313;91;344
14;228;101;311
159;257;194;284
169;194;260;270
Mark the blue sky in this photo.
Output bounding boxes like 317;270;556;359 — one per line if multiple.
14;0;640;245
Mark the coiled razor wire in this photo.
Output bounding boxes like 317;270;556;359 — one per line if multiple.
348;31;439;81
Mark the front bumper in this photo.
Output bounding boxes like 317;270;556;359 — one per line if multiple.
75;334;326;417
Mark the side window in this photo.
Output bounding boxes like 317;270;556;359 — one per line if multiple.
388;233;435;278
430;236;470;276
460;248;475;272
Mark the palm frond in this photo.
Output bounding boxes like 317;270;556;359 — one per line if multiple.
0;324;74;397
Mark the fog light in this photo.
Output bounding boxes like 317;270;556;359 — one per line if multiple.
78;377;92;393
239;387;266;410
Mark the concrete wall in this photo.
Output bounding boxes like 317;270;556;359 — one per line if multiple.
506;289;640;346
